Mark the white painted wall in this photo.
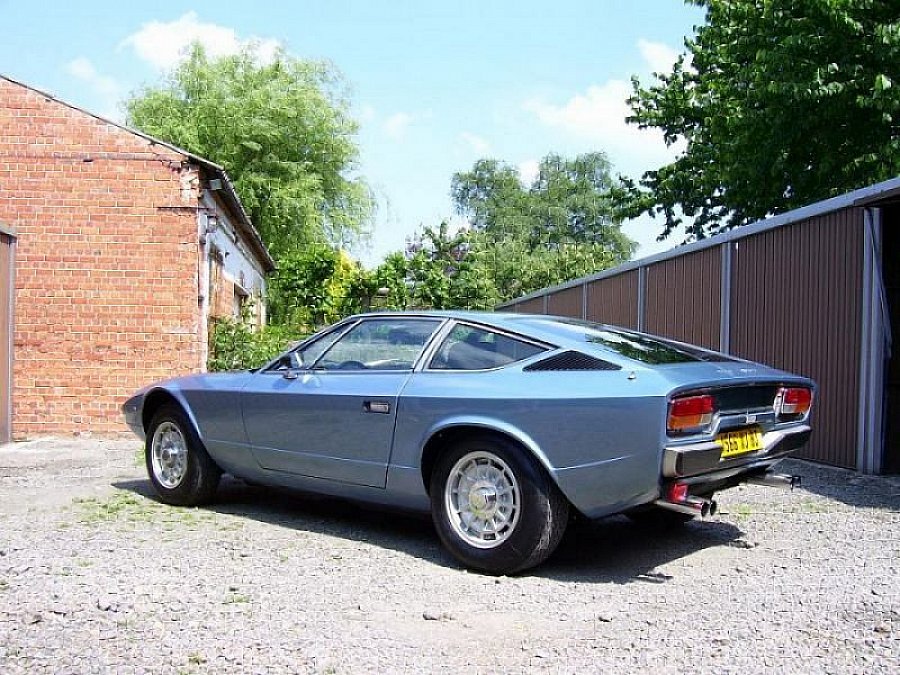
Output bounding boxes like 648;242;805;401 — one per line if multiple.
198;190;268;325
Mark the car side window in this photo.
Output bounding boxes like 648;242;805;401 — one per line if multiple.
292;328;346;368
430;324;547;370
314;319;442;371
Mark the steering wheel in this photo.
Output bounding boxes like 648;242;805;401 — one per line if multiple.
337;360;366;370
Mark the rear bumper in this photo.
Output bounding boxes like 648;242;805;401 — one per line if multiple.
662;425;811;480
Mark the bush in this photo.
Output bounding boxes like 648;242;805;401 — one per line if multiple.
208;318;308;372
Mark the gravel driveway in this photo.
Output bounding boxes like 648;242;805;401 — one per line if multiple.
0;438;897;674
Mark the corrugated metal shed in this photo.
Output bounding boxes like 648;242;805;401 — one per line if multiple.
587;270;640;329
728;211;864;469
644;247;722;350
499;177;900;473
546;286;582;318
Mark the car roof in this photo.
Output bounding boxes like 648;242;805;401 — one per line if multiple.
350;310;604;347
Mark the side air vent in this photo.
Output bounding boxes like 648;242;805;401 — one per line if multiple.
524;351;620;372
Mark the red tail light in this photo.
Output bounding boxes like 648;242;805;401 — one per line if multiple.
668;394;715;434
666;482;689;503
775;387;812;419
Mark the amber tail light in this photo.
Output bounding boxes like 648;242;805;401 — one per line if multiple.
667;394;715;434
775;387;812;420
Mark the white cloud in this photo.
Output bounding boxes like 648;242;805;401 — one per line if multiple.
522;39;691;178
358;104;377;124
383;112;413;140
524;79;685;178
64;57;123;120
459;131;490;155
120;11;280;71
66;58;118;96
637;39;681;74
517;158;540;187
525;79;632;142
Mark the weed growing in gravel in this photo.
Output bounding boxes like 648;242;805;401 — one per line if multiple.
73;491;218;529
223;592;251;604
0;578;9;591
187;653;207;666
727;503;755;521
791;497;833;514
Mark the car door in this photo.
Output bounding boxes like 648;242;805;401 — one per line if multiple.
241;317;444;488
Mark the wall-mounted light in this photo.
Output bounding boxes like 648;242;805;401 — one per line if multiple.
205;214;219;234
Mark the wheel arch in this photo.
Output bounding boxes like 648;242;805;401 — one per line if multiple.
419;418;558;496
141;387;203;441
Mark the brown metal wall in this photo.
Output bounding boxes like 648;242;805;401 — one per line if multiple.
586;270;640;329
730;208;864;468
546;286;583;318
515;297;546;314
0;232;12;443
644;246;722;350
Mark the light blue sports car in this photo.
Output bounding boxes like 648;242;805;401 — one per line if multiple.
123;311;814;574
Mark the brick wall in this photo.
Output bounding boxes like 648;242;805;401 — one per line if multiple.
0;79;204;436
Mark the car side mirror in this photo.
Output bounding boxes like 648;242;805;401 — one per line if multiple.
280;352;303;379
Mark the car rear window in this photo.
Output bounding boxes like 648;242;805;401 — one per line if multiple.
430;324;547;370
540;318;735;364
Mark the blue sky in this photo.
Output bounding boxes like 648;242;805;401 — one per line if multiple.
0;1;704;266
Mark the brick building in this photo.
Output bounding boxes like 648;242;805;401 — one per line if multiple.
0;75;275;440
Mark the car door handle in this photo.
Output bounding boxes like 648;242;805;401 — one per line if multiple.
363;400;391;414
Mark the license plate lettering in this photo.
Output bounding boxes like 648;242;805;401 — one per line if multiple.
717;427;763;459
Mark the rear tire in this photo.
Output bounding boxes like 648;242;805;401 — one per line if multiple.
146;404;221;506
430;435;569;575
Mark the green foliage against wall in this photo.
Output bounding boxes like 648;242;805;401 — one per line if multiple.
126;44;373;254
267;244;360;328
208;316;305;372
619;0;900;240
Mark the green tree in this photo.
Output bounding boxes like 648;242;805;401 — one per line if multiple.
267;244;358;328
126;44;372;254
406;222;495;309
346;252;411;313
389;219;620;310
453;152;635;261
447;152;633;303
621;0;900;240
473;234;618;301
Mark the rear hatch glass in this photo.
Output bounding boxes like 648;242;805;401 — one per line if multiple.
539;318;736;365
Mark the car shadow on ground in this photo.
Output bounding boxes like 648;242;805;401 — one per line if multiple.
114;476;745;583
779;459;900;512
537;515;745;583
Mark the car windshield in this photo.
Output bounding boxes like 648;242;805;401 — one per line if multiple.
532;318;735;364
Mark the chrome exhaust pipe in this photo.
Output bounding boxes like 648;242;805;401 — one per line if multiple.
654;495;717;518
745;472;801;490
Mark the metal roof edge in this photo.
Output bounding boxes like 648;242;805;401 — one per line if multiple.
498;175;900;309
0;222;16;238
201;167;276;273
1;73;275;273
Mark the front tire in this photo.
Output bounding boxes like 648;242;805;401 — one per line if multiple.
146;404;221;506
430;435;569;575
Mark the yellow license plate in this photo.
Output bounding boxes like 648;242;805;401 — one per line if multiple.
717;427;764;459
